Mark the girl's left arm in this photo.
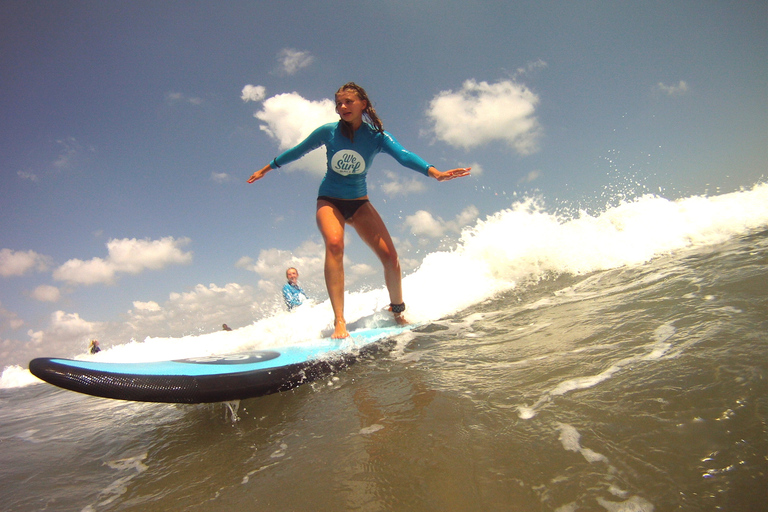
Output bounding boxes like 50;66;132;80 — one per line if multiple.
381;132;470;181
427;166;471;181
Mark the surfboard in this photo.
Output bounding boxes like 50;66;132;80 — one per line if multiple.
28;324;417;404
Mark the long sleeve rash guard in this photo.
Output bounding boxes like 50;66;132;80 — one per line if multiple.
270;122;431;199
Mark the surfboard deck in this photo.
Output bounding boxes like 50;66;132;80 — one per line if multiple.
28;324;417;404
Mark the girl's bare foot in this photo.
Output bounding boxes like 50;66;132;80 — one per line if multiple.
393;312;408;325
331;318;349;339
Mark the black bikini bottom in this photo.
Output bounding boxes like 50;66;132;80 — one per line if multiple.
317;196;370;220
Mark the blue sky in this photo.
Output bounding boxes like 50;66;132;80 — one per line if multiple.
1;0;766;366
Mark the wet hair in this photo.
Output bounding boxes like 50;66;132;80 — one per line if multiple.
335;82;384;141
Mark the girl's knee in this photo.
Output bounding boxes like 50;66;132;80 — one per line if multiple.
325;237;344;257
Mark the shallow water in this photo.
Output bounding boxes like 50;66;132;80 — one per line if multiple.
2;229;767;511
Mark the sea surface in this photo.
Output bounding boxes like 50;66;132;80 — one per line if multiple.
2;185;767;511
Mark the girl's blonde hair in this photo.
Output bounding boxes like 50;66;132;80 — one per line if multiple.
335;82;384;141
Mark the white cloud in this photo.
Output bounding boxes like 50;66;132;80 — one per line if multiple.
348;263;376;277
54;257;113;286
405;210;445;238
464;162;483;176
31;285;61;302
514;59;548;78
124;282;264;336
454;205;481;228
17;170;39;182
277;48;314;75
211;172;231;183
405;205;480;238
0;249;51;277
246;239;325;283
53;236;193;286
0;302;24;331
166;92;203;105
379;170;427;197
49;310;98;338
235;255;254;269
133;300;161;312
51;137;95;171
27;329;44;345
53;137;78;169
1;310;102;365
0;310;100;365
657;80;689;96
427;79;542;154
254;92;338;175
237;236;380;296
241;84;266;102
519;169;541;184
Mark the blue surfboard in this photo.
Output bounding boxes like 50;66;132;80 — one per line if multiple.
28;324;417;404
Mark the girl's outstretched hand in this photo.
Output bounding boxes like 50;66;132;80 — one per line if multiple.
429;167;471;182
247;164;272;183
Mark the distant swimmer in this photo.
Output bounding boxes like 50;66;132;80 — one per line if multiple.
89;339;101;354
282;267;308;311
222;324;232;331
248;82;470;337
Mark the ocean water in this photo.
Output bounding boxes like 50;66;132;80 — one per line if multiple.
1;185;767;511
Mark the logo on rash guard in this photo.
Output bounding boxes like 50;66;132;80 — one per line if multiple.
331;150;365;175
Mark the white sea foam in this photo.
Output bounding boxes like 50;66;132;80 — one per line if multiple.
5;184;767;388
555;423;642;508
0;365;41;388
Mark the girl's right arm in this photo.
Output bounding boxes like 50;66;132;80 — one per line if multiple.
247;123;333;183
247;164;272;183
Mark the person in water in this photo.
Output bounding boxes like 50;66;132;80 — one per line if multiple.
89;339;100;354
282;267;307;310
248;82;470;338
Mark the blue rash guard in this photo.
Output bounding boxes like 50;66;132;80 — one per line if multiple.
282;282;306;310
270;122;431;199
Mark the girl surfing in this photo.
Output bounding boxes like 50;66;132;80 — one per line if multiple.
248;83;470;338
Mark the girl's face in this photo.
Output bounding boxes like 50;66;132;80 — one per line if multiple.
335;90;367;127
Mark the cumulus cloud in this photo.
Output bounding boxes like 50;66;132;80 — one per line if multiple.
31;285;61;302
237;236;378;296
427;79;542;154
657;80;689;96
254;92;337;175
405;210;445;238
405;205;480;239
0;249;51;277
1;302;24;331
241;84;266;102
277;48;314;75
48;310;99;339
123;282;265;337
379;170;427;197
241;239;325;282
53;236;193;286
133;300;162;312
0;310;104;365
